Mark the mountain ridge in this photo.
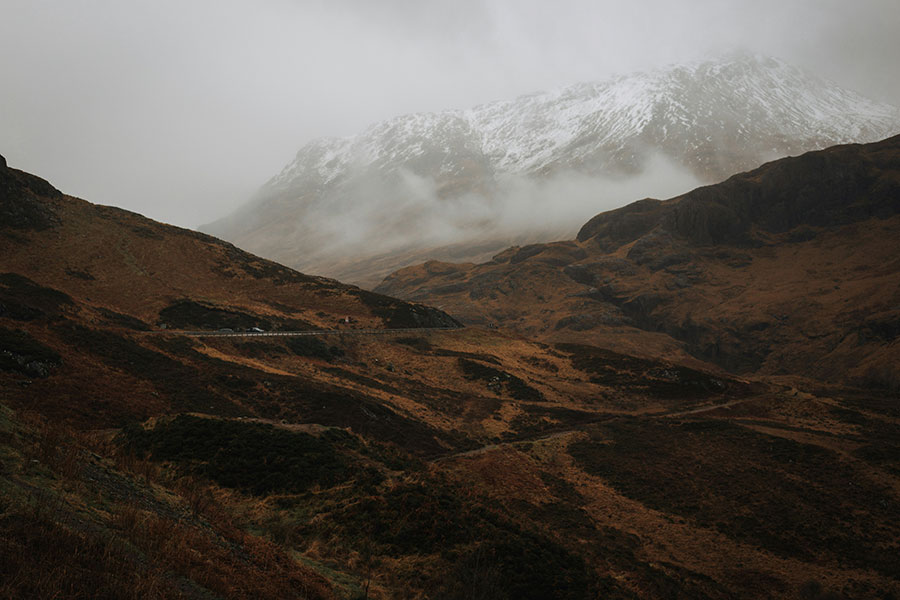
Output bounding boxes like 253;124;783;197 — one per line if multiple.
377;134;900;386
202;52;900;286
262;52;900;193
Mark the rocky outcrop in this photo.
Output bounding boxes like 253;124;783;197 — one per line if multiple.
0;161;62;231
0;326;61;378
351;289;461;329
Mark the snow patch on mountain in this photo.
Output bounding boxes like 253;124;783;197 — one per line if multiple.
203;51;900;286
263;52;899;199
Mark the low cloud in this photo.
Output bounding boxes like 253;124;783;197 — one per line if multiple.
288;154;703;262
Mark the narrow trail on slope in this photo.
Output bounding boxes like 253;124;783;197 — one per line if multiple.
661;396;758;418
428;395;763;463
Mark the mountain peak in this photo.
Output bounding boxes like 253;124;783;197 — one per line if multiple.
202;53;900;287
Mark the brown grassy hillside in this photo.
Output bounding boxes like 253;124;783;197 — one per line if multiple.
1;154;898;599
377;135;900;388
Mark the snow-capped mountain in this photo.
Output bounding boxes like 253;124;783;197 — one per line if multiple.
203;52;900;287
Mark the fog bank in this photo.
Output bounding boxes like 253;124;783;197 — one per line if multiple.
292;155;703;262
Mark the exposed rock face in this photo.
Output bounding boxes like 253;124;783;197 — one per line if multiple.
0;163;62;231
202;53;900;286
377;135;900;385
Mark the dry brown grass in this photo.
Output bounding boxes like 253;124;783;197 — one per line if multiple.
0;495;176;600
1;407;336;600
17;410;85;481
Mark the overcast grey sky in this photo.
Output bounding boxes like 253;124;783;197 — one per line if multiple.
2;0;898;228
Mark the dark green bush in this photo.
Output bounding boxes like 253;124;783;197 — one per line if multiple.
123;415;355;495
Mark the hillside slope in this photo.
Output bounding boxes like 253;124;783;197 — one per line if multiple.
378;135;900;387
2;155;898;598
0;157;457;335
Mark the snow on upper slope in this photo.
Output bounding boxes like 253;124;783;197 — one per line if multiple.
262;52;900;199
201;52;900;286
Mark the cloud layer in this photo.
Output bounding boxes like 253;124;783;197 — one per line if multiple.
1;0;898;228
293;154;703;262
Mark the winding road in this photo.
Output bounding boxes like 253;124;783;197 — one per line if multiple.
155;326;462;338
